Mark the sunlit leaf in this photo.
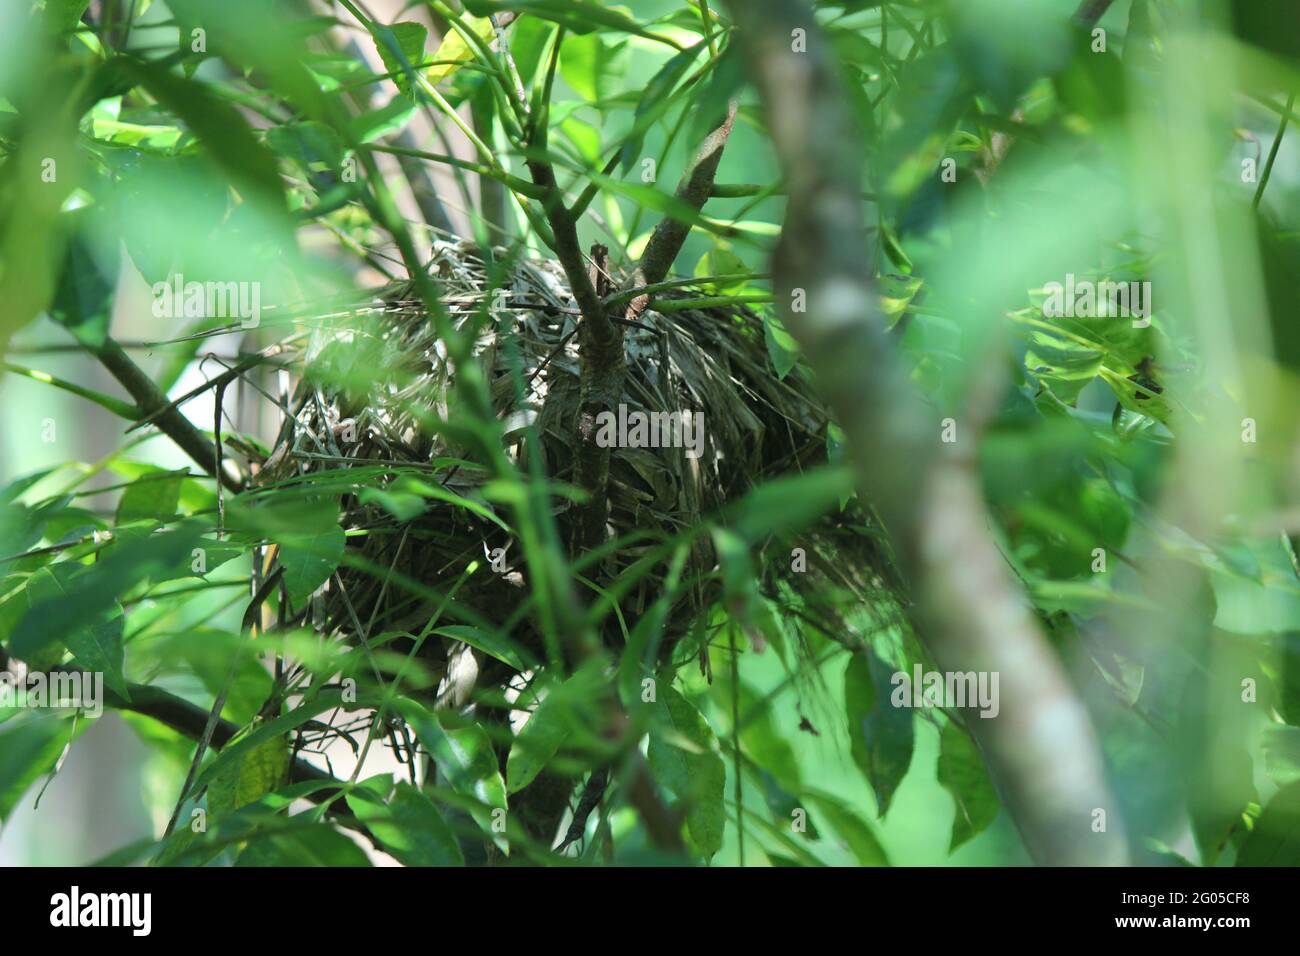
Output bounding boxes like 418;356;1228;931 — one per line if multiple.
347;776;464;866
1236;781;1300;866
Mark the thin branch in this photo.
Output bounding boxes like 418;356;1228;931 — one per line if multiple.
3;361;141;419
1253;91;1296;210
525;161;608;337
0;644;365;834
92;336;245;492
623;98;739;320
1073;0;1115;27
525;132;621;553
543;92;737;551
125;338;296;436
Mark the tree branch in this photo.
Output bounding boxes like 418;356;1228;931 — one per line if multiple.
526;157;623;551
525;165;609;334
527;93;737;550
623;99;739;321
722;0;1127;866
1073;0;1115;27
93;336;246;492
0;644;362;832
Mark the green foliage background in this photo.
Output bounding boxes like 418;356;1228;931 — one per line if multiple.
1;0;1298;867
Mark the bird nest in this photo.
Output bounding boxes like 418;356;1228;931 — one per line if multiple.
261;239;897;698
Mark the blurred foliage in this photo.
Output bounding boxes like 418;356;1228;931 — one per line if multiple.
0;0;1298;868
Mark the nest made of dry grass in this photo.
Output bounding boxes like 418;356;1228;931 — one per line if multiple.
262;239;898;697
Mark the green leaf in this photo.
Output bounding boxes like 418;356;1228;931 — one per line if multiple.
371;21;428;97
35;505;105;549
461;1;683;49
356;487;426;522
228;496;345;608
428;16;496;86
0;714;74;822
278;522;345;608
693;246;749;295
756;772;820;840
763;313;799;379
1236;781;1300;866
396;477;511;532
1179;665;1257;863
721;677;801;792
1262;725;1300;786
617;591;671;707
398;700;507;838
877;273;924;329
208;725;289;819
115;469;186;525
112;58;286;209
724;466;856;545
586;171;762;248
0;470;56;506
1214;578;1300;635
350;97;417;143
10;521;203;669
560;115;601;163
187;689;350;801
709;528;774;650
347;778;465;866
688;40;745;146
711;675;813;836
44;0;91;33
264;121;344;173
559;32;620;103
24;564;128;697
0;497;56;559
235;824;372;866
0;582;27;649
432;624;537;673
808;792;889;866
648;682;725;858
845;649;914;817
1024;331;1104;404
49;232;114;350
936;720;999;852
0;59;80;350
882;50;972;201
160;626;270;726
619;40;705;172
507;683;576;795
